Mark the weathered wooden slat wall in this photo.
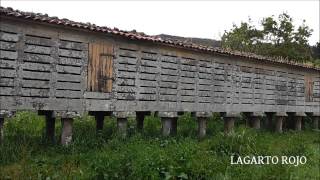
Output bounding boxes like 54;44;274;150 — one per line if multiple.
0;19;319;114
112;43;319;112
0;30;18;100
0;21;87;111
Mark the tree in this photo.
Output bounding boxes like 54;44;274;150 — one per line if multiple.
311;42;320;66
221;13;314;63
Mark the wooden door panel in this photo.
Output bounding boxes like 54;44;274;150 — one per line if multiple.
88;42;114;92
305;75;313;102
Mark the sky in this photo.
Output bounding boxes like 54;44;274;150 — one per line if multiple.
1;0;319;45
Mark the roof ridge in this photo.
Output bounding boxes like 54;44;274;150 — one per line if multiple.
0;6;319;71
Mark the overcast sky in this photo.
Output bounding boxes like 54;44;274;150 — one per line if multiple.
1;0;319;45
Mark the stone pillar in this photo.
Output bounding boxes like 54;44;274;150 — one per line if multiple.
265;112;274;130
286;113;295;129
57;111;80;146
223;112;240;135
197;118;207;138
171;118;178;135
191;112;196;119
294;112;306;131
159;112;177;136
224;117;235;135
45;113;55;143
294;117;302;131
95;114;105;132
114;112;135;138
249;112;264;130
243;112;251;127
251;117;260;129
312;113;320;129
39;111;56;142
136;113;144;131
136;112;151;131
0;117;4;144
89;112;111;132
161;118;172;136
313;117;319;129
117;118;127;137
0;110;14;144
61;118;73;146
154;111;159;117
196;112;210;138
275;112;287;133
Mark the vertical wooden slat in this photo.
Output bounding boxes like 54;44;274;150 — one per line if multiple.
87;43;92;91
107;54;113;92
106;44;113;92
94;42;100;91
103;43;108;92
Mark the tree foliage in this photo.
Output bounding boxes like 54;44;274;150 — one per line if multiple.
311;42;320;66
221;13;314;63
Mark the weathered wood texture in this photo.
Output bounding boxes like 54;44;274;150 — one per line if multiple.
88;42;113;92
0;19;319;114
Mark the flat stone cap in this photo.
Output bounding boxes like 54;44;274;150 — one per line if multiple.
275;112;288;117
311;112;320;116
55;111;81;118
158;112;178;118
0;110;14;118
114;111;136;118
224;112;241;118
250;112;265;117
295;112;307;117
195;112;211;117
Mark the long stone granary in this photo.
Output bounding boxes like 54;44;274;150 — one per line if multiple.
0;7;319;142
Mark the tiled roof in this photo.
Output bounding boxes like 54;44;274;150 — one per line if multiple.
0;6;319;71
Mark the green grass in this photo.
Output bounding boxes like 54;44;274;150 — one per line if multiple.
0;111;319;179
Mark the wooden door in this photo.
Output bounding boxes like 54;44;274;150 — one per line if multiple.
88;42;114;92
305;75;313;102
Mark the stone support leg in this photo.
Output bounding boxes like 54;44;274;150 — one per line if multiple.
274;112;287;133
61;118;73;146
294;116;302;131
275;116;284;133
196;112;210;138
249;112;264;130
223;112;240;135
95;114;105;132
136;112;151;131
224;117;235;135
171;118;178;135
45;113;55;142
275;117;283;133
161;118;173;136
159;112;177;136
294;112;306;131
313;116;319;129
251;116;261;129
117;118;128;137
114;112;135;138
265;113;274;130
0;117;4;143
197;117;207;138
0;111;14;144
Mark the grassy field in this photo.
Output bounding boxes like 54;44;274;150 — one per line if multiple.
0;111;319;179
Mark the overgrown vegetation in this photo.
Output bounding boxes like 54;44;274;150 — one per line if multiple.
0;111;319;179
221;13;320;66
